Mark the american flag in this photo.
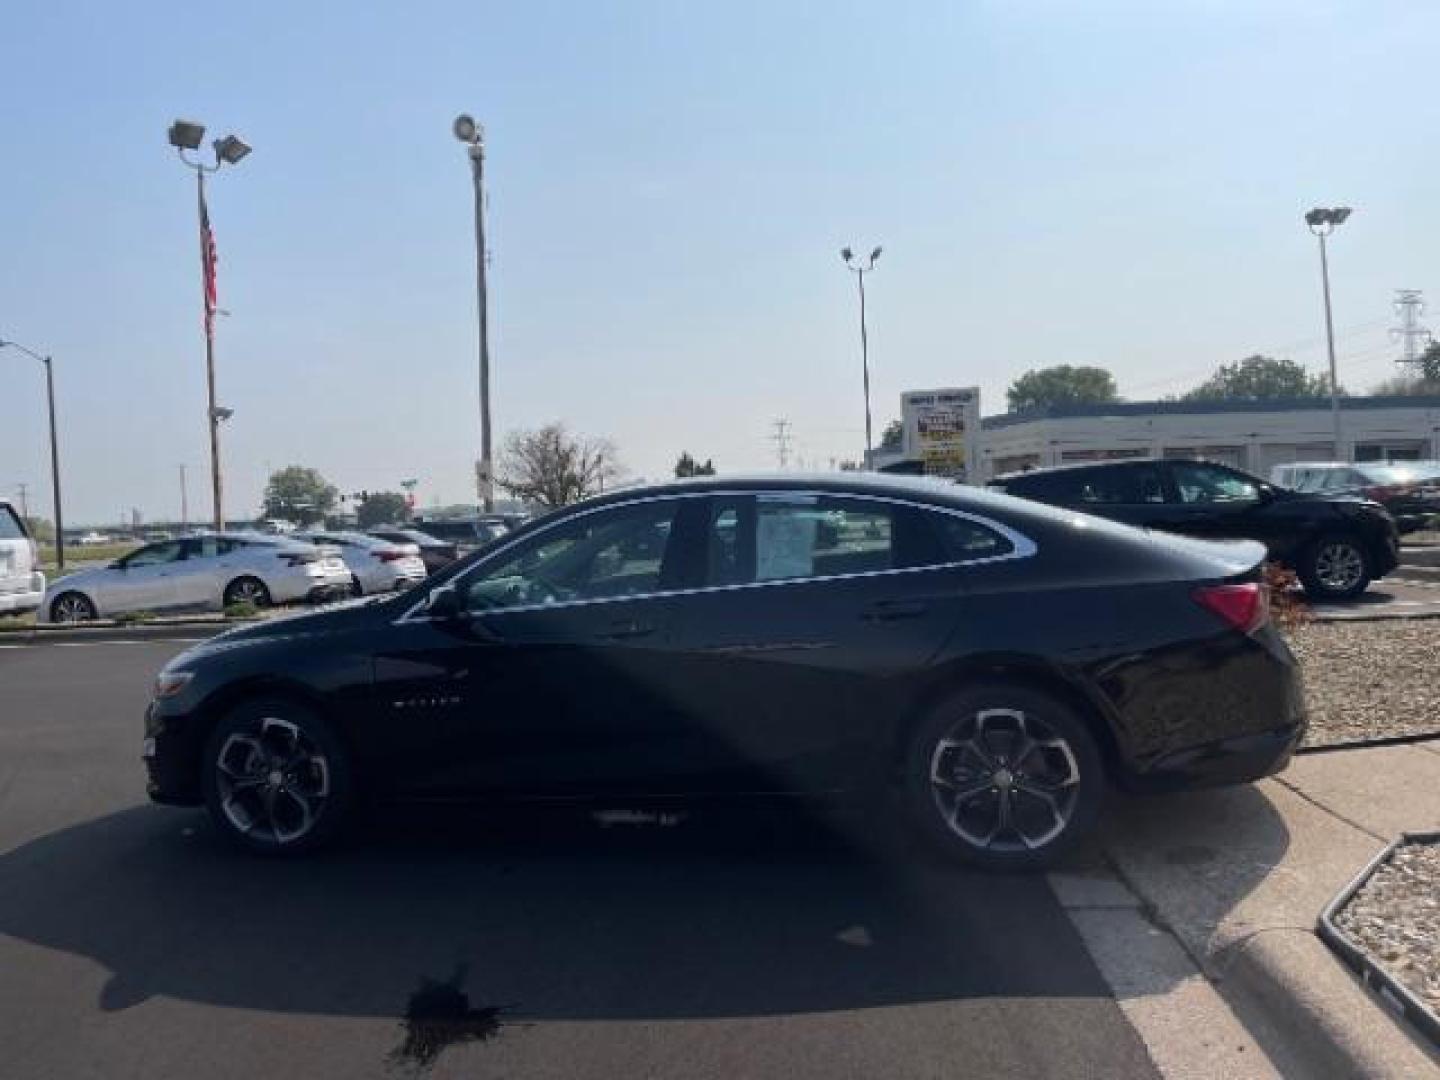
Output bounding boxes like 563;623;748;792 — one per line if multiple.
200;190;218;339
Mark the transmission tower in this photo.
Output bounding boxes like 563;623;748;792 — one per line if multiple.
770;419;793;469
1391;290;1433;367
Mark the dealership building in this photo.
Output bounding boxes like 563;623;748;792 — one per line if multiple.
876;394;1440;480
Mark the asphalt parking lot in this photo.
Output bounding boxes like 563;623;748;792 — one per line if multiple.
0;639;1159;1079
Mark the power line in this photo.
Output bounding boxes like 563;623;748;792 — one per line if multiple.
769;418;793;469
1391;290;1432;368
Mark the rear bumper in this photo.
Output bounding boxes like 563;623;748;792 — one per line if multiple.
0;588;43;615
1121;722;1305;793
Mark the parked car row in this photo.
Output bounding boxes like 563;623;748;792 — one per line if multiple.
1269;461;1440;534
991;457;1400;599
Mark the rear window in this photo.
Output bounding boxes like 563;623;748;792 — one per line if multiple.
0;505;28;540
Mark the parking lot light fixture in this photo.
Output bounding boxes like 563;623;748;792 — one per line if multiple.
454;112;494;512
1305;206;1353;459
841;245;883;463
0;337;65;570
169;117;251;532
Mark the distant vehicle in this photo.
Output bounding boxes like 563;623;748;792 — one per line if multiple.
76;531;112;546
144;473;1305;866
407;517;511;551
40;533;352;622
259;519;299;535
144;530;173;542
1270;461;1440;534
293;530;427;596
366;527;458;575
992;457;1399;600
0;499;45;616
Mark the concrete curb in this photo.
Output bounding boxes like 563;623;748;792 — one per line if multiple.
1219;929;1440;1078
0;620;235;644
1398;546;1440;568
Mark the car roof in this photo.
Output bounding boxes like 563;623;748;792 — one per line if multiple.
991;459;1169;483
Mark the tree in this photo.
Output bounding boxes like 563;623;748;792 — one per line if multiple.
879;419;903;451
674;452;716;478
1182;355;1334;402
24;516;54;543
1006;366;1120;413
356;491;411;528
497;423;621;509
261;466;338;525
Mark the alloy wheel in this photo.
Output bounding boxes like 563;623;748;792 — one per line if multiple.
228;578;270;607
214;717;331;846
929;707;1081;853
52;594;94;623
1314;542;1364;594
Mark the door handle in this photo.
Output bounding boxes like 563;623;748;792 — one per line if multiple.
595;619;656;641
861;599;929;622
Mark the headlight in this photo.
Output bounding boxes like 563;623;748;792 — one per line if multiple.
153;670;195;699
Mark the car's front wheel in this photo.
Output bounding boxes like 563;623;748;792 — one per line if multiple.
202;699;352;855
901;684;1104;871
50;591;97;623
1298;534;1371;600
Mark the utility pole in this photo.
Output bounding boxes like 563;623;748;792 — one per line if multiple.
0;339;66;568
770;418;793;469
1391;290;1432;368
15;483;29;522
179;465;189;529
453;114;494;512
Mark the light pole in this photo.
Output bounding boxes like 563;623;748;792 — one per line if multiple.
0;338;65;570
1305;207;1352;458
453;114;494;512
841;246;883;463
169;119;250;531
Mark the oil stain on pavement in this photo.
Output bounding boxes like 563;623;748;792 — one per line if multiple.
388;964;512;1071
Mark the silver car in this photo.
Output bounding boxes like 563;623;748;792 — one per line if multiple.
294;530;427;595
39;532;352;623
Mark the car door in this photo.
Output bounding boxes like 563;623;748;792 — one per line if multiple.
368;496;706;798
658;491;973;794
106;541;186;613
1162;460;1289;551
173;536;233;608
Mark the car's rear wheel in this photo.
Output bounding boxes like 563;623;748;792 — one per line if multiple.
1298;534;1370;600
50;591;97;623
202;699;352;855
223;576;272;608
901;683;1103;871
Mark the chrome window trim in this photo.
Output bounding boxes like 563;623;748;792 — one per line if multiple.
395;488;1037;624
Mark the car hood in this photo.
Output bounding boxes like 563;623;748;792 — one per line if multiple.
199;593;398;649
43;566;111;593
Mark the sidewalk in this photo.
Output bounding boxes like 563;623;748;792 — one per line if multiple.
1099;741;1440;1077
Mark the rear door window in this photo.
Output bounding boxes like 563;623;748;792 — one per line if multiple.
1072;464;1166;505
1170;462;1259;504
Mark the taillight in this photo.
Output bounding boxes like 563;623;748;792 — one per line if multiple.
374;550;406;562
1192;582;1268;635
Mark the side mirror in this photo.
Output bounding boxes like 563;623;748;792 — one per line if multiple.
426;585;463;621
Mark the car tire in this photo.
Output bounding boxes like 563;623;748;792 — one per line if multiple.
202;698;353;855
1298;534;1371;600
900;683;1104;872
223;576;272;608
50;591;97;623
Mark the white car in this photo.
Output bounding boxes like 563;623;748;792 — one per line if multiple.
0;499;45;616
294;530;427;595
39;532;352;623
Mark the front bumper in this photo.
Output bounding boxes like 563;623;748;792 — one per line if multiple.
0;588;43;615
144;702;204;805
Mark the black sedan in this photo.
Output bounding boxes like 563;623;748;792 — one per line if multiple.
992;458;1398;600
144;474;1305;870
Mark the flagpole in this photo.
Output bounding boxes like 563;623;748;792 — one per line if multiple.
198;167;224;532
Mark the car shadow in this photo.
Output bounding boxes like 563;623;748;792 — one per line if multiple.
1;800;1121;1024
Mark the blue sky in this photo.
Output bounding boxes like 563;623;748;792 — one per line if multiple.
2;1;1436;525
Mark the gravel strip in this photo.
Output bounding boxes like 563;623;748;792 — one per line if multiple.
1332;838;1440;1017
1286;619;1440;746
